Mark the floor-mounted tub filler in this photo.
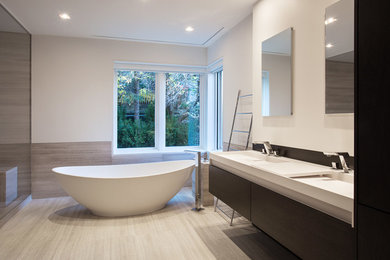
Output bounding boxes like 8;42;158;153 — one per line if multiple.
52;160;195;217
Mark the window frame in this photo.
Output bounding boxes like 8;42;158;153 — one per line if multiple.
262;70;270;117
113;62;207;155
214;69;223;150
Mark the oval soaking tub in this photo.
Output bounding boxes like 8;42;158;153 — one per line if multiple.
52;160;195;217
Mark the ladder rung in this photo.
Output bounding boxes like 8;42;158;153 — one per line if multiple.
236;112;252;115
239;94;253;98
229;148;239;151
233;130;249;133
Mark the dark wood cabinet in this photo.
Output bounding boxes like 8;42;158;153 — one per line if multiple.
356;0;390;259
358;204;390;259
356;0;390;214
209;165;251;220
251;183;355;260
209;165;355;259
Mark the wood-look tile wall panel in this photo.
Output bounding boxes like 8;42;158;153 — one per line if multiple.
0;29;31;220
0;31;31;144
0;144;31;195
325;60;354;114
31;142;112;199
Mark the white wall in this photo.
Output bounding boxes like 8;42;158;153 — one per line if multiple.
32;0;354;156
252;0;354;155
207;15;253;147
32;35;206;143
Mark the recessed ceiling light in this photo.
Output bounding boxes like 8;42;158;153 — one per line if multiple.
185;26;194;32
59;13;71;20
325;17;337;25
326;43;334;48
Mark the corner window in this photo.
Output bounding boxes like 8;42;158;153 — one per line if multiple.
262;71;270;116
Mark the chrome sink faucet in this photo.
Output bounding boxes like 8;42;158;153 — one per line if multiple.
323;152;350;173
254;141;274;155
263;141;274;155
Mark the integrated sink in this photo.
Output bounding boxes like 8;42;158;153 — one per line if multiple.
292;171;354;184
212;150;335;178
324;172;354;184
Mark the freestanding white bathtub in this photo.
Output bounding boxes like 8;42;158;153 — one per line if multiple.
52;160;195;217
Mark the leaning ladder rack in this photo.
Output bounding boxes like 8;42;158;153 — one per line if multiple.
227;90;253;152
216;89;253;225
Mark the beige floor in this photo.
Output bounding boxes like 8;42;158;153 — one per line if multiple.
0;188;297;260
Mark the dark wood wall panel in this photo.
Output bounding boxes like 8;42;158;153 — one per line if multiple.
31;142;112;199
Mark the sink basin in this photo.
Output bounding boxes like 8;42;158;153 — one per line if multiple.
211;150;336;178
220;151;287;163
323;172;354;184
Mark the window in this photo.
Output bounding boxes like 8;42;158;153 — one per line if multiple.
115;69;202;152
165;73;200;147
262;71;270;116
117;71;155;148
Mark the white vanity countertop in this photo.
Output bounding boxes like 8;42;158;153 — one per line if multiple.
209;150;354;225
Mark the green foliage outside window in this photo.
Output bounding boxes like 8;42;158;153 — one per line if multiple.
117;70;200;149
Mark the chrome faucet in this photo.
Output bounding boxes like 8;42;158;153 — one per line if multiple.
184;149;207;212
263;141;274;155
253;141;274;155
323;152;350;173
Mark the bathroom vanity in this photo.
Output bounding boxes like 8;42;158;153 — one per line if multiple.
209;150;355;260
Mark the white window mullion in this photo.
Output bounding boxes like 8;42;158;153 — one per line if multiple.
199;74;208;150
113;70;118;154
155;73;166;150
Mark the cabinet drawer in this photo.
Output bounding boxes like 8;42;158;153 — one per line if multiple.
209;165;251;220
251;183;355;260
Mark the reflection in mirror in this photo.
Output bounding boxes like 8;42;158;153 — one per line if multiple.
325;0;354;114
262;28;292;117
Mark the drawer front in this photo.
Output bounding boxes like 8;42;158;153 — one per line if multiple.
209;165;251;220
251;183;355;260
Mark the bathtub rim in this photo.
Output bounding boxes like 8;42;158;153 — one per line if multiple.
52;160;195;180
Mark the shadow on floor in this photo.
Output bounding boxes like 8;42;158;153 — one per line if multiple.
223;226;300;260
196;223;299;260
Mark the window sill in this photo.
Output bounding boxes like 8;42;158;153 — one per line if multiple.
112;147;205;156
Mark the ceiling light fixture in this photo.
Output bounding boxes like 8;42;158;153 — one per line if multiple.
325;17;337;25
326;43;334;48
185;26;194;32
59;13;71;20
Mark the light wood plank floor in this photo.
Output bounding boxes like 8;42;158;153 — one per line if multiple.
0;188;298;260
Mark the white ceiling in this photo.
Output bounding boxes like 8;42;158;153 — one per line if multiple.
0;0;257;46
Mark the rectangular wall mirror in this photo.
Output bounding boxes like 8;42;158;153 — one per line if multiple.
261;28;292;117
325;0;354;114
